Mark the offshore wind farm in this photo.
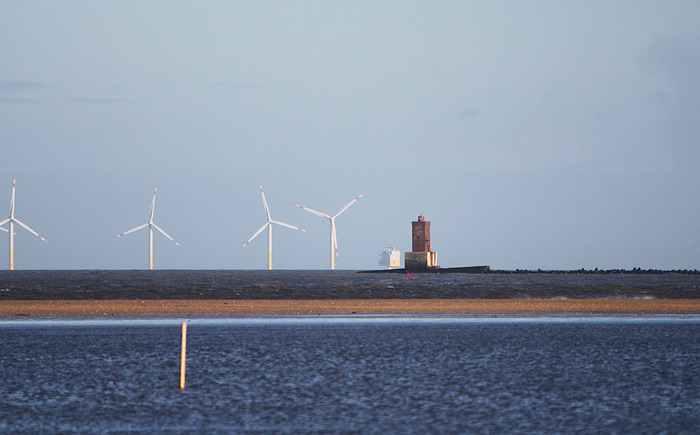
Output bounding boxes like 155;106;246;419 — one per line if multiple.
1;176;699;273
1;176;697;273
0;177;371;271
0;179;369;270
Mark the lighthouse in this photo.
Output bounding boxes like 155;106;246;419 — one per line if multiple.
405;215;438;269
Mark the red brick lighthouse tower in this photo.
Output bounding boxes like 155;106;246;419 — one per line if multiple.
412;214;431;252
405;215;438;269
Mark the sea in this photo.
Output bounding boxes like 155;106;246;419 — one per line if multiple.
2;269;700;300
2;270;700;433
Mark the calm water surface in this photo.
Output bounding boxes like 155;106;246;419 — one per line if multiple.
2;317;700;433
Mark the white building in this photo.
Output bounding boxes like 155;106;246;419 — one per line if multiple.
379;247;401;269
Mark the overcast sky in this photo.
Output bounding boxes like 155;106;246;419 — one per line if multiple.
1;1;699;270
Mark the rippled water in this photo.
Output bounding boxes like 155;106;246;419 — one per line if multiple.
1;270;700;299
2;318;700;433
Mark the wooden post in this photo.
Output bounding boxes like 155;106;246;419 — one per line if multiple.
180;322;187;389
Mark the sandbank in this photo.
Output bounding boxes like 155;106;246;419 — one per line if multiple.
2;299;700;316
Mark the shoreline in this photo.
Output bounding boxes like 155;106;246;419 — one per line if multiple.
3;299;700;316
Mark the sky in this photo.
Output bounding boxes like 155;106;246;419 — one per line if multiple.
1;1;699;270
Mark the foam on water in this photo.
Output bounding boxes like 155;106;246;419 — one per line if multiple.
3;314;700;328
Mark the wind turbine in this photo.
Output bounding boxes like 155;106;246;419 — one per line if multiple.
114;185;181;270
0;177;48;270
241;183;309;270
293;193;364;270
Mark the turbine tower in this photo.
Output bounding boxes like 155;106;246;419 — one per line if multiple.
293;193;364;270
0;177;48;270
114;185;180;269
242;183;309;270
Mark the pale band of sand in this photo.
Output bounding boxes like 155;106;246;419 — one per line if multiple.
2;299;700;316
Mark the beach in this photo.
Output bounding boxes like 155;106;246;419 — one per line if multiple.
2;298;700;316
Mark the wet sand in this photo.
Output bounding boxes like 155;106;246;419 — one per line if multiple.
2;299;700;316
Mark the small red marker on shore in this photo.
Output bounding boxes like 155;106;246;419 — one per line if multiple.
407;271;415;280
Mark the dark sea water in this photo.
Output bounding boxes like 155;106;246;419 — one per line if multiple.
2;271;700;433
1;270;700;299
2;318;700;433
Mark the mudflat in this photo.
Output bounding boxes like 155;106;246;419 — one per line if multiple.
2;299;700;316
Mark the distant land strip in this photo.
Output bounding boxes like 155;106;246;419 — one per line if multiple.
363;267;700;274
490;269;700;275
2;299;700;316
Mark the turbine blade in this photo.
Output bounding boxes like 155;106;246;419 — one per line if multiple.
12;218;48;243
242;222;269;248
271;220;309;233
149;185;157;222
293;203;330;219
115;223;148;238
0;221;16;235
0;227;18;235
9;177;16;218
259;183;271;221
333;193;365;218
152;223;181;246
